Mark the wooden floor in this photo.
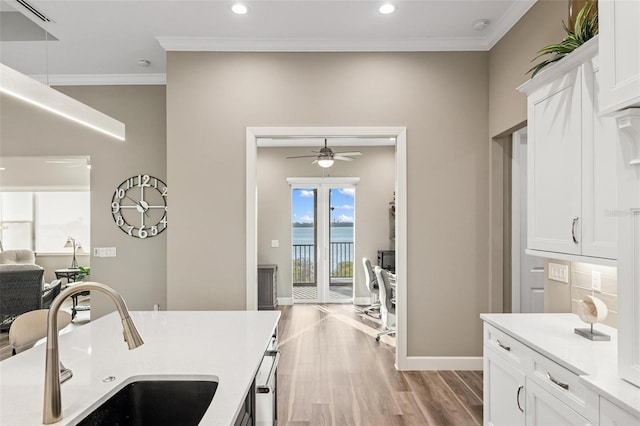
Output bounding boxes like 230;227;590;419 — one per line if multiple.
277;304;483;426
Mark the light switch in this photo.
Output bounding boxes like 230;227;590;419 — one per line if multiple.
93;247;117;257
271;240;279;248
548;263;569;283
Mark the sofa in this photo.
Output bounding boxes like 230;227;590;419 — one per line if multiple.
0;264;45;330
0;249;37;265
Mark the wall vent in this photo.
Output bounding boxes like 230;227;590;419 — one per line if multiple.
16;0;51;22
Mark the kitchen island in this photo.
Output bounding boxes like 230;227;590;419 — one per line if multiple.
0;310;280;425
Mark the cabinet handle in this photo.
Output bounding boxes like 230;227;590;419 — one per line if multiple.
547;372;569;390
571;217;579;244
516;385;524;413
496;339;511;352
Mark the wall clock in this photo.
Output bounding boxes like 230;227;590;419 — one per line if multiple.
111;174;167;239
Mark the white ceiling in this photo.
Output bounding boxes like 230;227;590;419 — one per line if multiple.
0;0;537;85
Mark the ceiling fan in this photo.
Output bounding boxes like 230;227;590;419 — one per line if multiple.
286;139;362;168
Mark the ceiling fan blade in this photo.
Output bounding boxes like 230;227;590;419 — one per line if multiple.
312;159;318;164
333;156;354;161
333;151;362;156
286;155;319;159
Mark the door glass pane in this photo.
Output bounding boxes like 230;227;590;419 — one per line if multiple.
329;188;354;301
292;188;317;301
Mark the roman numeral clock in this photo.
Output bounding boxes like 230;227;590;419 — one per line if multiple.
111;175;167;238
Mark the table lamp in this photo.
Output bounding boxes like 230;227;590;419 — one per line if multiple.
64;237;82;269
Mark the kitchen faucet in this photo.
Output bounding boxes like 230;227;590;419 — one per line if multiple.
42;282;144;424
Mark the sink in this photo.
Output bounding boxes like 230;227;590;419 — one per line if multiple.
75;377;218;426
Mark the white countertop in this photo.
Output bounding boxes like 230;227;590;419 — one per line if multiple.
481;313;640;418
0;310;280;426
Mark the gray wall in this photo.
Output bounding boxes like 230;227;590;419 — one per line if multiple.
257;146;395;300
0;86;167;318
167;51;490;357
489;0;568;137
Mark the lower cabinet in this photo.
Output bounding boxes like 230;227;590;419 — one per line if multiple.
600;397;640;426
483;347;525;425
525;379;592;426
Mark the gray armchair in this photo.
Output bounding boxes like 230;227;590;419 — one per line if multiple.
0;264;45;330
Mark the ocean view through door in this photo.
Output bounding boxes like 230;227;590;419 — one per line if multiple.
291;185;355;303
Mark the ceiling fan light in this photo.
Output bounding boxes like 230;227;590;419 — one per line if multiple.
317;158;334;168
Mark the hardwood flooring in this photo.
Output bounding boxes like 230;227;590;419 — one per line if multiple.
276;304;483;426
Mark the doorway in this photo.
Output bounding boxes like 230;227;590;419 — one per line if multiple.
290;181;356;303
247;126;408;369
511;128;545;313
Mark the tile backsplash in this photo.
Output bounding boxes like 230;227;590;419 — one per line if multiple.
545;259;618;328
570;262;618;328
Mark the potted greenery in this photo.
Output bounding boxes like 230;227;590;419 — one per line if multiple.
528;0;598;78
77;266;90;281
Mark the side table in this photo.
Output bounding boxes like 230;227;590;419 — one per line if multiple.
55;268;90;320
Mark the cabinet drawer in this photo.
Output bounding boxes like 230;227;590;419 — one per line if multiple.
484;323;528;368
529;350;597;423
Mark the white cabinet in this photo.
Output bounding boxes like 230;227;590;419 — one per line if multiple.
614;110;640;387
525;379;593;426
519;38;618;262
600;397;640;426
484;346;525;426
599;0;640;114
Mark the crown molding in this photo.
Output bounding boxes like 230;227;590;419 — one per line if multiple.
485;0;538;50
30;73;166;86
157;36;492;52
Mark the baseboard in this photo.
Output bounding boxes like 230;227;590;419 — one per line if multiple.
353;296;371;305
277;297;293;306
402;356;483;371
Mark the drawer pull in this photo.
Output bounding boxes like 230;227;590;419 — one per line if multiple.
516;385;524;413
496;339;511;352
547;372;569;390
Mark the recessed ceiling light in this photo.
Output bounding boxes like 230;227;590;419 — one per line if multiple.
473;19;490;31
232;4;248;15
379;3;395;14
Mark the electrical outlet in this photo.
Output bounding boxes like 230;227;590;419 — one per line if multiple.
548;263;569;283
592;271;602;292
271;240;279;248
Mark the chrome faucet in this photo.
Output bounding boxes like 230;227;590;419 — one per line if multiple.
43;282;144;424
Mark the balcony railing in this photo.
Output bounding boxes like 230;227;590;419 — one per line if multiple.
292;242;353;285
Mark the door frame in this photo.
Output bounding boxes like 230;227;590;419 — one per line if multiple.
288;177;360;304
246;126;408;369
511;128;526;313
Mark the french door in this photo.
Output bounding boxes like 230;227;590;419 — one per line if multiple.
289;178;357;303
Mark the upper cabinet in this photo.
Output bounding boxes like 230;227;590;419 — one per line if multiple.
519;38;618;263
599;0;640;114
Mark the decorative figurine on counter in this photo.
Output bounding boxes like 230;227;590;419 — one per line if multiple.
574;295;611;341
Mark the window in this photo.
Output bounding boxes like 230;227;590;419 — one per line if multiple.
0;191;90;253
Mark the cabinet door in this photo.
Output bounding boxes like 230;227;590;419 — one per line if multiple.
484;346;525;426
525;379;593;426
528;68;582;254
600;397;640;426
581;58;618;259
600;0;640;114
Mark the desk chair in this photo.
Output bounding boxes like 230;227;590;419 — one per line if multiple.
374;266;395;342
9;309;72;355
361;257;380;315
